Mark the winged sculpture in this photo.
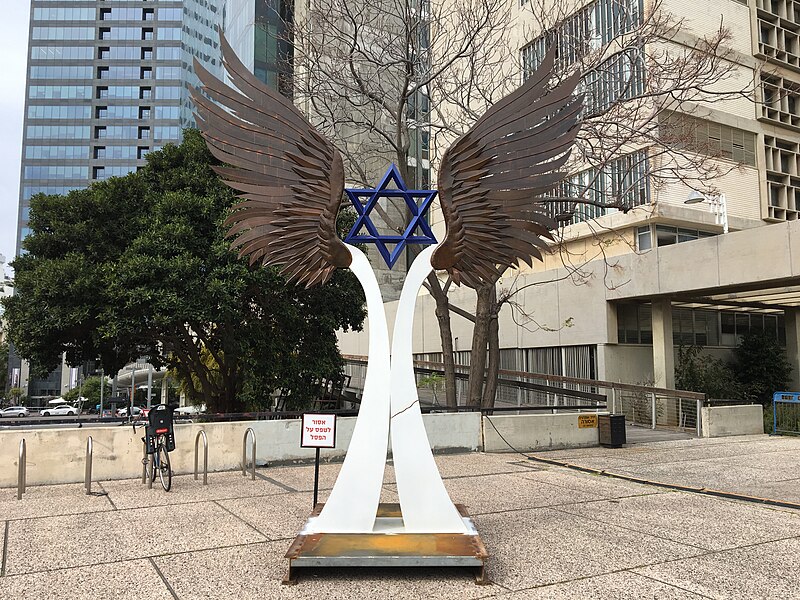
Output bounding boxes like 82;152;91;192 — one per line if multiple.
191;34;582;535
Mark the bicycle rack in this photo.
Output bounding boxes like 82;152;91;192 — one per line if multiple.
141;438;154;489
17;439;26;501
242;427;256;480
194;430;208;485
84;436;93;495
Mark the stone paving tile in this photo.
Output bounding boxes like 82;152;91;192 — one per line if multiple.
431;452;534;480
0;482;113;520
217;487;401;541
499;571;708;599
473;507;704;592
263;452;528;493
264;461;344;492
0;558;173;599
436;473;607;515
100;470;287;510
515;466;665;500
607;461;771;491
4;501;266;575
634;536;800;599
557;491;800;551
731;481;800;504
154;540;497;600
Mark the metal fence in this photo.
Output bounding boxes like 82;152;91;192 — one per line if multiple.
342;355;705;434
773;392;800;435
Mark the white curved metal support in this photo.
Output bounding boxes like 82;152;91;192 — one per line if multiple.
311;245;391;533
390;245;468;533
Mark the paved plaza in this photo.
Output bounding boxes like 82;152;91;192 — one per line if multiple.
2;434;800;599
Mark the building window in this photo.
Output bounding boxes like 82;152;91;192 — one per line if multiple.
582;48;646;117
636;226;651;250
141;47;154;60
548;150;650;225
94;147;106;159
143;8;155;21
653;225;715;246
758;3;800;71
140;87;153;99
138;127;151;139
520;0;644;72
140;106;152;119
142;28;154;41
764;135;800;221
660;111;756;167
138;147;150;160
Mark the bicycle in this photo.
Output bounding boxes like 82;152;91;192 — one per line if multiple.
135;404;175;492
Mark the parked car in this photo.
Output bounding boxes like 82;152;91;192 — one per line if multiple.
174;404;207;415
40;404;78;417
0;406;30;418
116;406;150;418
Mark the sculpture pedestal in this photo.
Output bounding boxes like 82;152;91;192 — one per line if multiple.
283;503;488;585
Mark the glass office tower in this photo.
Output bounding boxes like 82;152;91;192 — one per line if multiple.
14;0;225;397
18;0;225;254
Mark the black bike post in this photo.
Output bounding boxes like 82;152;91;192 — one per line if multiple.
313;447;320;508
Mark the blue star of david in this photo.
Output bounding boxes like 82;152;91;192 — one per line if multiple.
344;164;437;269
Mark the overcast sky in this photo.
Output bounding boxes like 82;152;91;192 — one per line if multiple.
0;3;30;279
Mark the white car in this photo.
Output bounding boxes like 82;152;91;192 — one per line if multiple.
40;404;78;417
174;404;207;415
0;406;29;417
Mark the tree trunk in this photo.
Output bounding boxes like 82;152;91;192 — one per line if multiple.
467;283;492;407
481;286;500;410
426;272;458;408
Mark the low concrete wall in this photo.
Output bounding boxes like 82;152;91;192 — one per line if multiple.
482;412;600;452
700;405;764;438
0;412;484;488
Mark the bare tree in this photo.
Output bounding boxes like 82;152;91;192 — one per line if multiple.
289;0;758;407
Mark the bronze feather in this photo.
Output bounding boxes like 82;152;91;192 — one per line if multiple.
432;45;583;287
191;33;351;287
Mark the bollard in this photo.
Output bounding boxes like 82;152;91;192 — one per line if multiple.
84;436;93;495
194;430;208;485
141;438;148;484
17;439;26;501
242;427;256;480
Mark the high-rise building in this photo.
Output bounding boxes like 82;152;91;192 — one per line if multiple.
14;0;226;398
17;0;225;255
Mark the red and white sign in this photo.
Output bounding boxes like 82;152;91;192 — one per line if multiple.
301;413;337;448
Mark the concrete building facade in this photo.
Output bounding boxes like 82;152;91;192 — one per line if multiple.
338;0;800;393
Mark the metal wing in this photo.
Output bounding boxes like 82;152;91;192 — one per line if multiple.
431;46;583;287
191;34;350;287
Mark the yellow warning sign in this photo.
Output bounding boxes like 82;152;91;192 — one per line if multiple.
578;414;598;428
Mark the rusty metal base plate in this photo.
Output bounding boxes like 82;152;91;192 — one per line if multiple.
283;503;488;584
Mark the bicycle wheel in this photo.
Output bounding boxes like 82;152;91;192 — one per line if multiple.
157;442;172;492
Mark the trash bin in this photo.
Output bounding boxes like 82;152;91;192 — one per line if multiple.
598;414;626;448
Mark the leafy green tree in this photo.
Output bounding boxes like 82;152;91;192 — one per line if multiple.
63;376;111;407
0;340;8;392
733;331;792;404
3;129;365;412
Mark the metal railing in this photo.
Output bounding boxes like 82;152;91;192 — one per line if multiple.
17;439;26;500
242;427;256;480
194;430;208;485
344;355;706;435
84;436;93;495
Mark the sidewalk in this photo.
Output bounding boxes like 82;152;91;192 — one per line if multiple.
2;436;800;598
